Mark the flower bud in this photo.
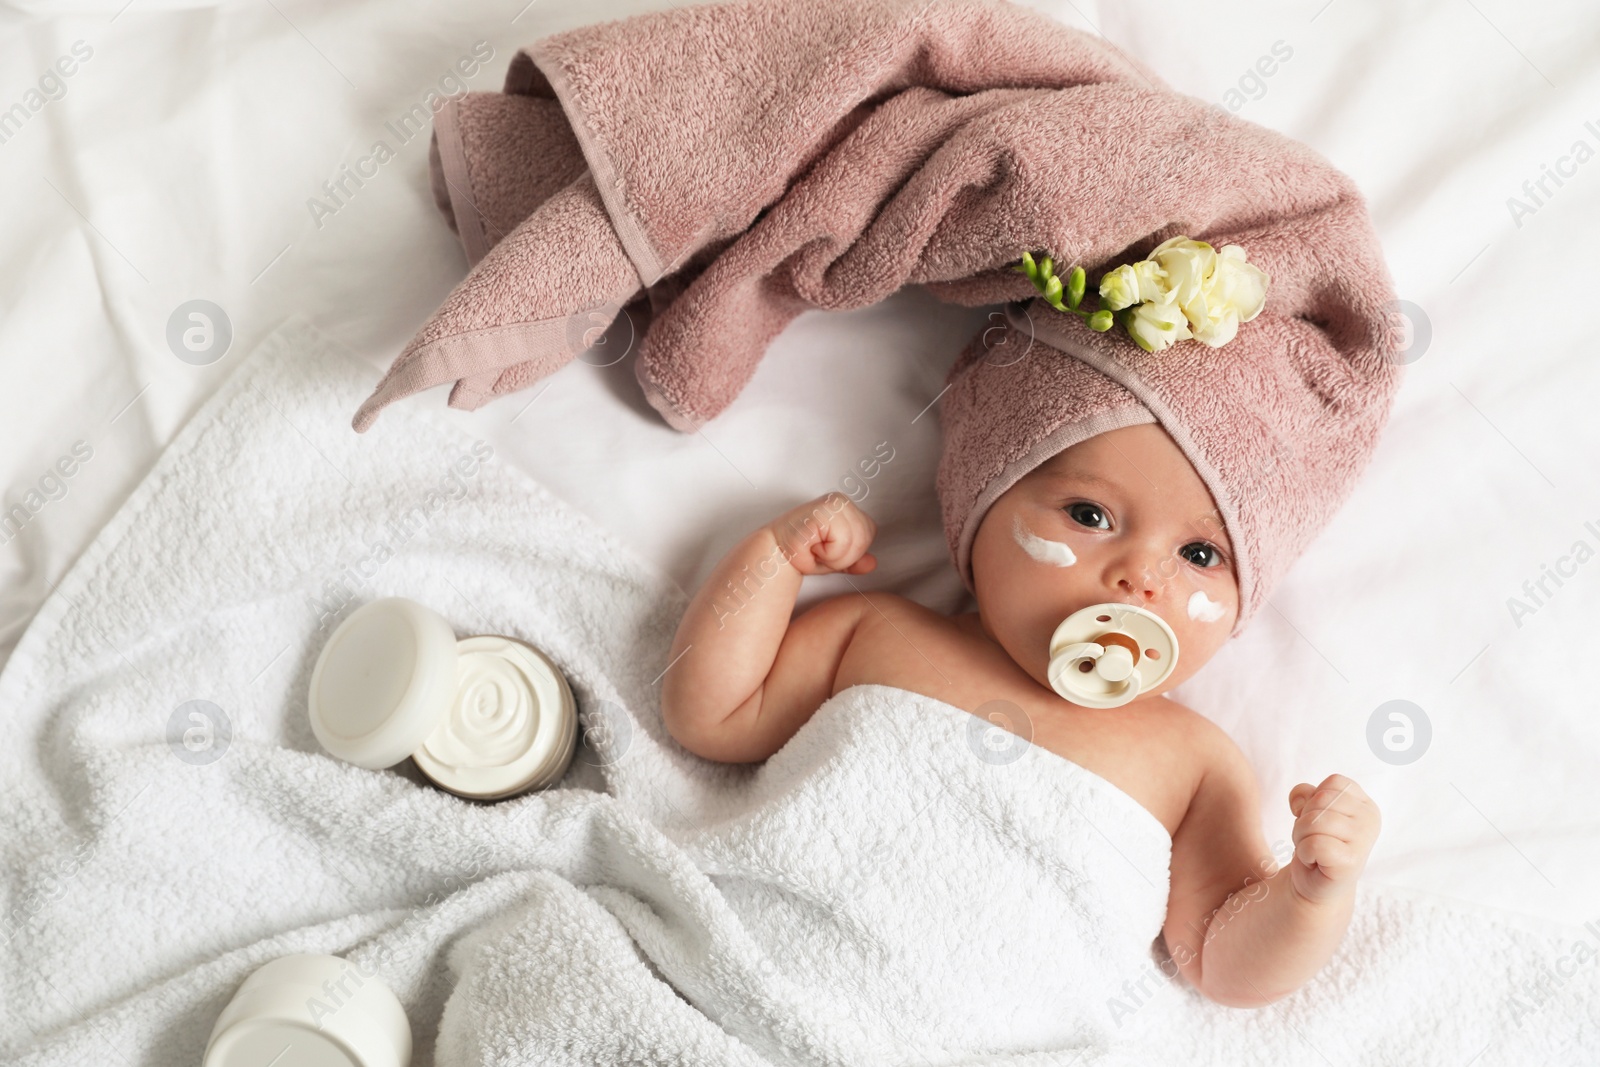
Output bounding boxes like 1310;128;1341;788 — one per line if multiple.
1098;264;1140;311
1067;265;1086;310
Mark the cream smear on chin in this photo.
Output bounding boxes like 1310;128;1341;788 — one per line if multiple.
1187;590;1225;623
1013;515;1076;567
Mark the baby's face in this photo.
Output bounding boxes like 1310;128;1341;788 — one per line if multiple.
969;422;1240;699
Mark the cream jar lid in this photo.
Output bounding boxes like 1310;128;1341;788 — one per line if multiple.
308;597;578;799
203;953;411;1067
1047;602;1180;709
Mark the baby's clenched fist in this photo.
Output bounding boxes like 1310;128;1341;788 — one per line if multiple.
1286;773;1380;906
768;493;878;577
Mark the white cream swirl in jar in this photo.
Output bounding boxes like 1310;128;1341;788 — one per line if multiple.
412;635;577;799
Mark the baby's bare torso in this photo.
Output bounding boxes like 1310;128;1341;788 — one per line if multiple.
828;593;1201;837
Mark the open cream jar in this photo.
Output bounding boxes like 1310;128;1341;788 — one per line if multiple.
308;597;577;800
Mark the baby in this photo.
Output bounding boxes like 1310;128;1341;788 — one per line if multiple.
661;419;1380;1008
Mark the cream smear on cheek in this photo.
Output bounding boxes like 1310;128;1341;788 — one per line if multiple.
1012;515;1076;567
1187;590;1226;623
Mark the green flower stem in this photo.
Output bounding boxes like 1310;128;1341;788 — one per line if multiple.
1015;250;1117;335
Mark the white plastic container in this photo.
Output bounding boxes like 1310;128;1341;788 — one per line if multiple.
1047;602;1179;708
308;597;578;800
203;953;411;1067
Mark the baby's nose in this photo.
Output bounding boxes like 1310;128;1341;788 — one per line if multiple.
1116;576;1157;603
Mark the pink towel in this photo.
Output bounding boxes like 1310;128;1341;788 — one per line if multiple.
356;0;1402;633
352;0;1165;433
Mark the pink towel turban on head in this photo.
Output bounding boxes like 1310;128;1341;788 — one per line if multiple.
937;227;1404;638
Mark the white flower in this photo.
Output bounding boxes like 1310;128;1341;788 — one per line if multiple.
1176;243;1270;347
1208;244;1269;322
1125;299;1192;352
1134;237;1270;349
1149;237;1217;309
1181;293;1241;346
1098;260;1168;311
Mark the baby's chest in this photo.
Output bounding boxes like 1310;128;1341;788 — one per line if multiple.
830;606;1197;836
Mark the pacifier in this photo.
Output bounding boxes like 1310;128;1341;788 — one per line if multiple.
1047;602;1179;708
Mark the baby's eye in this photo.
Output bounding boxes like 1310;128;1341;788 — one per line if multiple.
1065;502;1109;530
1180;541;1225;569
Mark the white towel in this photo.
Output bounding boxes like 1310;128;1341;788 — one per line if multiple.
2;318;1596;1066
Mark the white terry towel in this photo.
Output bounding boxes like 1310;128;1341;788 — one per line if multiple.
1;318;1597;1066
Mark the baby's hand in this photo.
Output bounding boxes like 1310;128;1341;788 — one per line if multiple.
768;492;878;577
1286;773;1380;905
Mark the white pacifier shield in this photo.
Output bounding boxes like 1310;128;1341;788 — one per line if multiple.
1047;602;1180;709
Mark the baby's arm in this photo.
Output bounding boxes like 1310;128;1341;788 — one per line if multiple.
1161;715;1381;1007
661;492;878;763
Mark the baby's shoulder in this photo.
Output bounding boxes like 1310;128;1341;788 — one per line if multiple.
845;589;939;621
830;590;958;646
